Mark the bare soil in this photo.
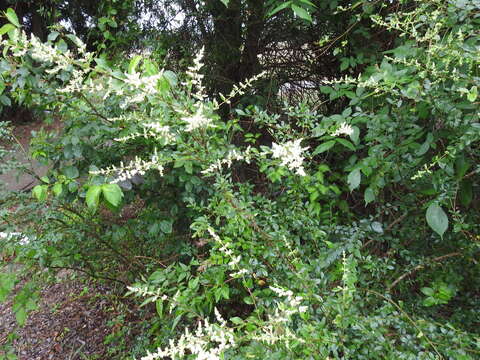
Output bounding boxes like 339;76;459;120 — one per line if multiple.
0;274;123;360
1;119;140;359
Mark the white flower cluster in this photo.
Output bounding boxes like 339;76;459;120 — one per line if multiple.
127;284;168;302
90;149;164;183
124;72;163;93
115;123;174;144
201;147;252;176
207;228;247;275
253;286;307;346
183;105;213;132
27;33;91;74
185;48;207;101
0;232;30;245
142;308;235;360
216;71;267;107
331;122;354;137
57;68;90;94
271;139;308;176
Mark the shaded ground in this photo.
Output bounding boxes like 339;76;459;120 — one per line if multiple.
1;119;142;359
0;274;123;360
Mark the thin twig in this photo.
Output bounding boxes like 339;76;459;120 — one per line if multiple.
388;252;461;291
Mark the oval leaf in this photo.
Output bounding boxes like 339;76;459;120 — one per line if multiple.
86;185;102;210
5;8;20;28
101;183;123;208
0;23;15;36
313;140;336;155
426;203;448;237
364;187;375;205
291;4;312;22
347;169;361;192
32;185;48;202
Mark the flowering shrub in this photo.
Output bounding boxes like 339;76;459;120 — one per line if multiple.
0;1;479;359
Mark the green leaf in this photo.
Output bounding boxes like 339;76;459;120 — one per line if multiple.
159;220;173;234
426;203;448;238
347;169;361;191
163;70;178;87
101;184;123;208
268;1;292;17
15;307;27;326
421;287;434;296
52;183;63;197
291;4;312;22
230;317;243;325
336;138;356;151
458;180;473;207
0;23;15;36
62;165;79;179
422;297;437;307
0;273;16;302
455;156;470;180
313;140;336;155
32;185;48;201
86;185;102;210
220;0;230;6
340;58;350;71
299;0;316;6
364;187;375;205
128;55;142;74
0;95;11;106
65;34;84;48
467;86;478;102
155;299;163;317
5;8;20;28
47;31;60;41
349;126;360;144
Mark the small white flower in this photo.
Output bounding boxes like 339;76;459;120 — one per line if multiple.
183;106;213;131
332;122;354;137
271;139;308;176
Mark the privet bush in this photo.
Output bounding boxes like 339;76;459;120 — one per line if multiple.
0;0;478;359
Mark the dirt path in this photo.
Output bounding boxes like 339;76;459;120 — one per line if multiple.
0;119;138;359
0;274;120;360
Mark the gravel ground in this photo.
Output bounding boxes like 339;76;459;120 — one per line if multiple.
1;119;139;359
0;274;123;360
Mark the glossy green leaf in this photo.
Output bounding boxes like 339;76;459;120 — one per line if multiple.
364;187;375;205
128;55;142;74
86;185;102;210
62;166;79;179
268;1;292;17
291;4;312;22
5;8;20;28
347;169;361;191
101;184;123;208
313;140;336;155
426;203;448;237
349;126;360;144
336;138;356;151
47;31;60;41
32;185;48;201
0;23;15;36
467;86;477;102
52;183;63;197
421;287;434;296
